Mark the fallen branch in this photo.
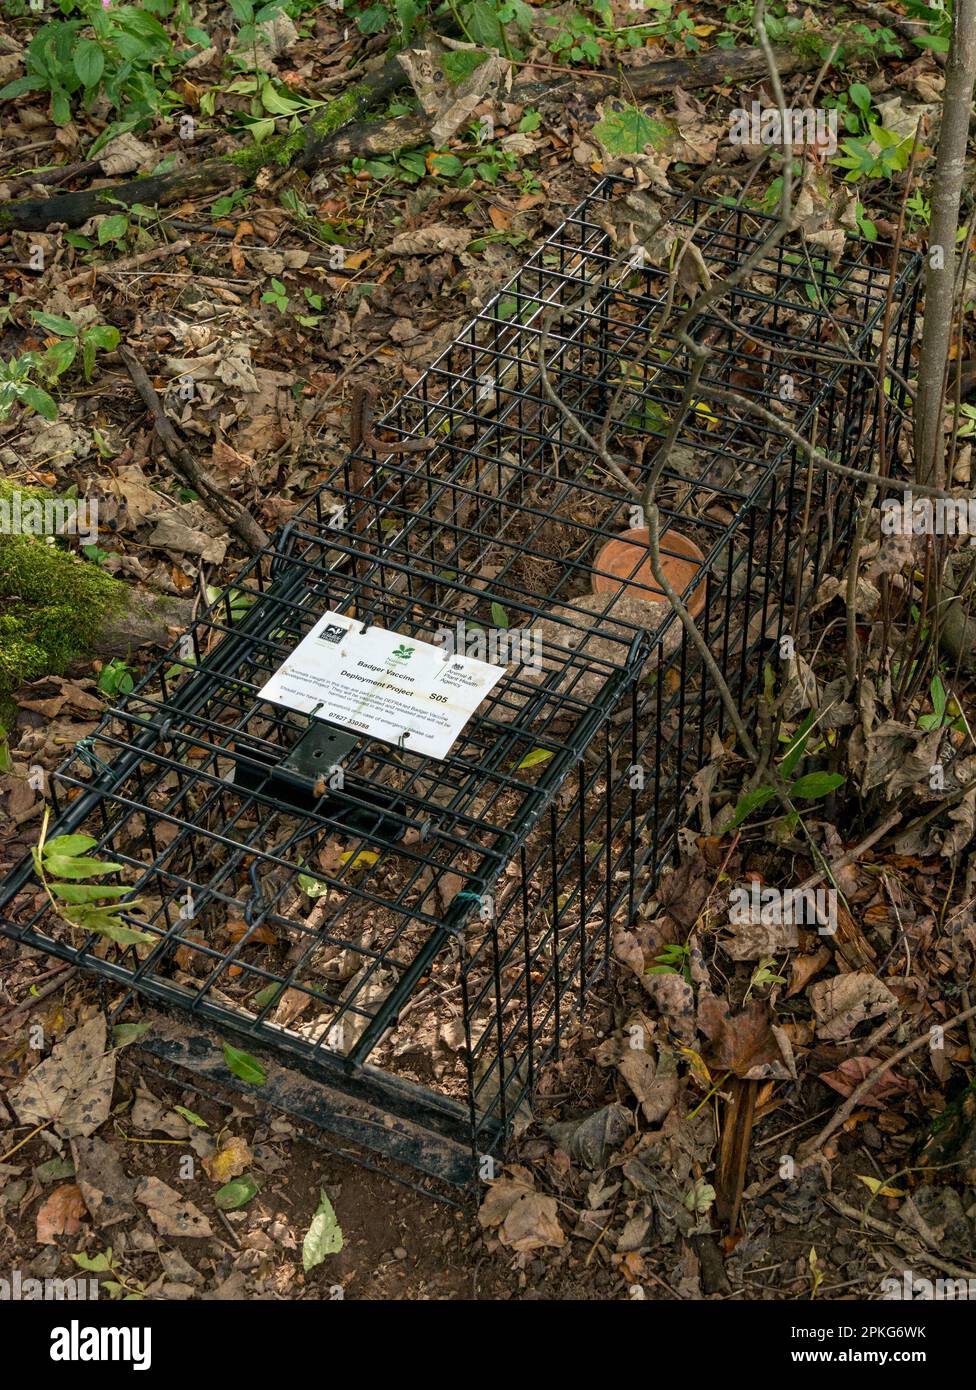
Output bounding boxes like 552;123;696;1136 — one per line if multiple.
510;40;817;105
797;1001;976;1164
120;347;269;555
62;237;191;290
826;1197;976;1281
0;57;409;232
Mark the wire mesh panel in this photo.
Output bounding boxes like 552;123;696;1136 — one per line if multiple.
0;179;920;1190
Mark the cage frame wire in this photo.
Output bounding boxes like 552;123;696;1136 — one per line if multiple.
0;177;921;1193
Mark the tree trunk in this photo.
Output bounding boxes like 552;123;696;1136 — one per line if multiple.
914;0;976;489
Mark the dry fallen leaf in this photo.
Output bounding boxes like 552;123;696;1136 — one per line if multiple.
14;1014;115;1140
809;973;899;1041
70;1135;140;1229
819;1056;909;1107
135;1177;213;1239
697;994;794;1080
603;1037;678;1125
387;225;471;257
203;1135;252;1184
36;1183;87;1244
478;1168;565;1252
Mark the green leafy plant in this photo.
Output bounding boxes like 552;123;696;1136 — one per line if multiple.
832;121;916;182
917;674;967;733
854;201;878;241
33;809;152;946
97;658;136;697
0;352;57;422
744;956;787;1001
261;277;290;314
954;402;976;439
645;941;693;985
81;543;112;566
900;0;952;53
71;1246;145;1301
905;189;932;227
0;1;190;137
542;0;699;63
824;80;874;136
728;709;844;830
31;310;120;383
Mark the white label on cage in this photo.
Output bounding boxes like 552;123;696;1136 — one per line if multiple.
258;611;505;760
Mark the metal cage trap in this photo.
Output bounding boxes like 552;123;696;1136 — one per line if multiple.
0;179;921;1195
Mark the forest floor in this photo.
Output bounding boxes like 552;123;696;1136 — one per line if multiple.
2;0;975;1301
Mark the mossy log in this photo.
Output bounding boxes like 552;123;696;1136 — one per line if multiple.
0;59;409;233
0;496;193;727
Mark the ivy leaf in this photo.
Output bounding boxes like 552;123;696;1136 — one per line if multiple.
593;105;673;156
222;1043;266;1086
303;1189;343;1271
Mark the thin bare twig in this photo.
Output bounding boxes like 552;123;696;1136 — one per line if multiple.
120;346;269;554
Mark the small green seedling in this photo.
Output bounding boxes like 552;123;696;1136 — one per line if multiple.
97;658;136;697
31;310;121;383
33;808;151;946
744;956;787;1001
645;941;693;985
261;278;289;314
0;351;57;421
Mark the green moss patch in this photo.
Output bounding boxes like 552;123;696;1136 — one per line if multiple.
0;481;125;728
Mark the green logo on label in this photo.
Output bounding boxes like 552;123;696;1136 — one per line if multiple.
391;644;415;660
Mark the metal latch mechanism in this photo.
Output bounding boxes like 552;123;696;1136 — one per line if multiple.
234;718;426;840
